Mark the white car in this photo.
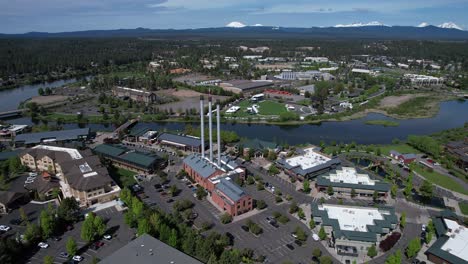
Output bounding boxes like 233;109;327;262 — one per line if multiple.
72;255;83;262
291;233;298;239
422;224;426;231
0;225;11;231
38;242;49;248
29;172;38;177
103;234;112;240
25;179;34;184
312;233;320;241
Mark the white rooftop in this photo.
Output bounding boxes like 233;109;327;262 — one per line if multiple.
441;219;468;261
319;204;389;232
33;145;83;160
326;167;376;186
285;148;331;170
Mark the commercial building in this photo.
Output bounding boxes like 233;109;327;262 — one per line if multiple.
100;234;203;264
445;140;468;171
389;150;417;165
182;97;252;217
0;190;28;214
425;217;468;264
93;144;165;174
277;147;340;180
312;203;398;258
219;80;273;94
316;167;390;197
0;124;28;139
112;86;157;104
404;74;444;86
157;133;205;152
14;128;90;147
20;145;120;207
304;57;329;63
236;138;278;158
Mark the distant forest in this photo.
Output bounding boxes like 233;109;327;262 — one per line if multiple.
1;38;468;79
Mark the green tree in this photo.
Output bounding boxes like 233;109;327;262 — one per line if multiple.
137;219;152;236
406;237;421;258
391;184;398;198
168;229;178;247
39;210;54;239
303;180;311;193
57;198;80;222
318;226;327;240
289;201;298;214
43;255;54;264
327;185;334;196
66;237;77;256
81;214;96;242
385;249;402;264
367;244;378;258
312;248;322;258
419;180;434;201
309;219;316;229
24;223;41;243
268;165;280;175
373;190;379;202
19;207;28;224
93;215;106;237
294;226;307;241
319;256;333;264
196;186;207;200
256;199;267;209
400;212;406;228
220;213;232;224
256;182;265;191
38;88;45;96
351;188;357;198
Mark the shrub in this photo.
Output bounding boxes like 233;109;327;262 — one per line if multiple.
256;200;267;210
278;215;290;224
220;213;233;224
275;196;283;203
379;232;401;252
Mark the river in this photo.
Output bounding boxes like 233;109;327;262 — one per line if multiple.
7;100;468;145
0;78;84;112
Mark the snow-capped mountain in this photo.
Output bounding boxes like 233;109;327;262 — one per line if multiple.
438;22;463;30
225;21;246;28
334;21;386;28
417;22;430;27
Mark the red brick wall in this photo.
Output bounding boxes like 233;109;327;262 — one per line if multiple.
211;190;253;216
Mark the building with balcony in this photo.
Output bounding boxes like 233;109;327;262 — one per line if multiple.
20;145;120;207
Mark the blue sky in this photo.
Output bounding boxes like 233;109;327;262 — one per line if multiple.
1;0;468;33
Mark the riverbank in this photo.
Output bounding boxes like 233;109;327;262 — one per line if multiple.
365;120;399;127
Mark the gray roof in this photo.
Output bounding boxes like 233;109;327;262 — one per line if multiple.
215;178;246;203
183;154;218;178
0;150;21;161
401;153;417;159
311;203;397;243
14;128;90;145
158;133;202;148
224;80;273;91
100;234;203;264
219;155;240;170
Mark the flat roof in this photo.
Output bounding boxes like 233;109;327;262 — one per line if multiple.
320;204;387;232
100;234;202;264
33;145;83;160
284;148;331;170
158;133;202;148
440;219;468;261
328;167;376;185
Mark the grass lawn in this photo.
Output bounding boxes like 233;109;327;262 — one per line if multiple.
379;144;419;156
459;202;468;215
412;164;468;195
365;120;399;127
385;96;434;117
227;99;287;117
109;167;137;187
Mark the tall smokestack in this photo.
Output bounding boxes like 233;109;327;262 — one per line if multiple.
216;100;221;166
199;95;205;158
208;97;213;162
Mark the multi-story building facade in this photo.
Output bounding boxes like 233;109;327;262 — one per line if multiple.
20;145;120;207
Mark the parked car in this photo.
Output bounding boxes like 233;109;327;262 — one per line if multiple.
312;233;320;241
241;225;249;232
10;219;21;225
291;233;298;239
286;243;295;250
422;224;426;231
0;225;11;231
59;252;69;258
38;242;49;248
103;234;112;240
166;199;174;203
72;255;83;262
294;240;303;247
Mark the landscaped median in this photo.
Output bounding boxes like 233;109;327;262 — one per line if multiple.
410;164;468;196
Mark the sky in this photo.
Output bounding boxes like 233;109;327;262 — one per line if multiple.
1;0;468;33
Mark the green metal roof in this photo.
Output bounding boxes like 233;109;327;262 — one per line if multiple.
129;127;150;137
120;152;161;168
94;144;126;157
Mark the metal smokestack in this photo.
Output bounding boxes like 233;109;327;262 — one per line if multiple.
208;97;213;162
216;100;221;166
199;95;205;158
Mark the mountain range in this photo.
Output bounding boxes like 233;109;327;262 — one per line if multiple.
1;23;468;40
